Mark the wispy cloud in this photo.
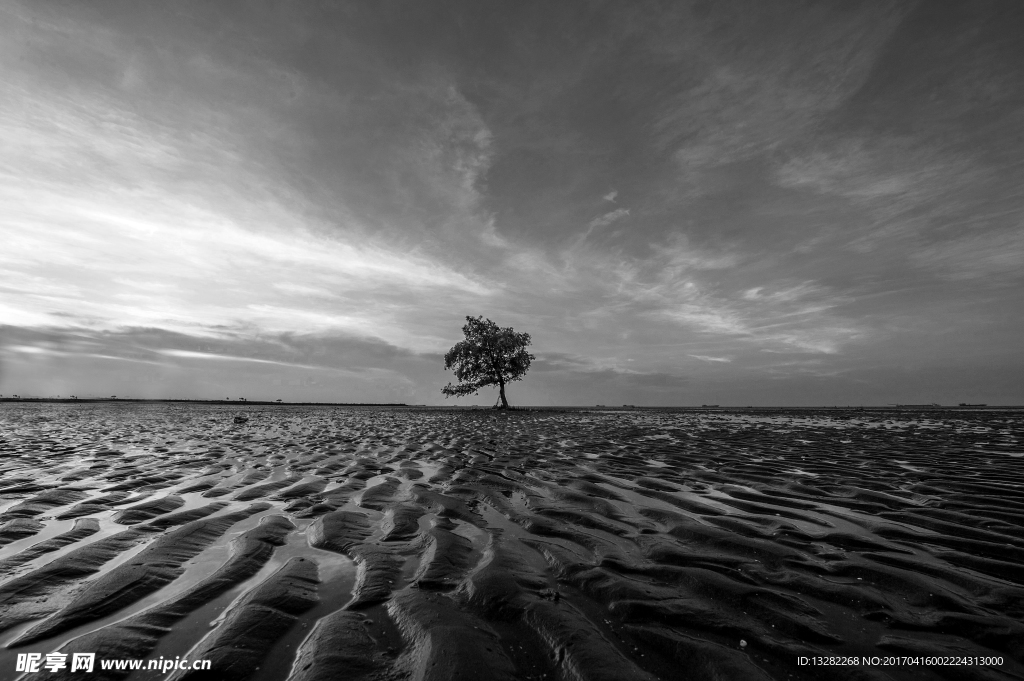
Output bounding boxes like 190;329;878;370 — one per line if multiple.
155;348;349;372
588;208;630;230
631;271;856;355
0;182;491;348
0;22;495;355
742;283;828;304
4;344;162;365
566;207;633;250
910;230;1024;281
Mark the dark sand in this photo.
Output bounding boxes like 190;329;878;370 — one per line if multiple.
0;403;1022;680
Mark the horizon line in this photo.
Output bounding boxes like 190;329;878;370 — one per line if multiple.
0;398;1019;409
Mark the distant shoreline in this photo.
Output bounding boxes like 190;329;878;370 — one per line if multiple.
0;398;1021;410
0;398;407;406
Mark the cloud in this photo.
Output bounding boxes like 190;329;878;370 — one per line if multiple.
0;87;493;351
0;4;507;359
658;304;748;336
741;283;825;303
645;4;907;194
587;208;630;230
632;271;856;354
526;351;691;397
603;190;617;202
4;344;163;365
656;236;740;272
773;139;985;256
154;348;332;371
742;287;763;300
530;352;598;373
689;355;731;363
0;324;441;401
567;207;632;249
271;283;339;298
910;230;1024;281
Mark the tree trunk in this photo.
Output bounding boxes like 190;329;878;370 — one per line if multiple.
498;379;509;409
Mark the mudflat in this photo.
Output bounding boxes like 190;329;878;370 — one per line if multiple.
0;403;1022;680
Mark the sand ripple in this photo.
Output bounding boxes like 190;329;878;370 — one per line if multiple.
0;404;1022;680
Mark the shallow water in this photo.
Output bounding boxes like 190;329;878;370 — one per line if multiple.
0;403;1022;680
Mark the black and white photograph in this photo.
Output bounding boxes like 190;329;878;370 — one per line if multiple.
1;1;1022;679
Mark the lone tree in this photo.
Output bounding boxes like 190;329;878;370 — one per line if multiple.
442;316;534;409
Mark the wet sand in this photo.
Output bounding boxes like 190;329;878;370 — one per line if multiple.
0;403;1022;680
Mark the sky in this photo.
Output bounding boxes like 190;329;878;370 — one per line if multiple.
1;0;1022;406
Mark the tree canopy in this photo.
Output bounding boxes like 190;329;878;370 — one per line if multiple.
442;316;534;409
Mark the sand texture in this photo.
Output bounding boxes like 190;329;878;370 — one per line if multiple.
0;403;1022;680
